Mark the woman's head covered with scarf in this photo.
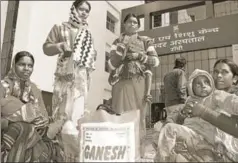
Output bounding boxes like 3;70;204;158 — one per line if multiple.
69;0;91;27
11;51;34;81
2;51;35;103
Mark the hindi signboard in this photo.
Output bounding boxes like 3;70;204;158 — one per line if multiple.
139;14;238;55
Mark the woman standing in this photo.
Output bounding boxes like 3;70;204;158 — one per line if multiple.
1;51;63;162
43;0;97;139
108;13;159;156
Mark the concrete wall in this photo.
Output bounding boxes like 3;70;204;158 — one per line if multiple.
12;1;143;111
121;1;238;103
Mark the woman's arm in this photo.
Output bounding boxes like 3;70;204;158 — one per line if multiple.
1;96;37;122
184;101;238;138
1;81;35;122
201;108;238;138
138;37;160;67
30;85;49;129
108;38;126;71
43;24;67;56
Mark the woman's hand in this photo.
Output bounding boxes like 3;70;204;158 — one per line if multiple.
144;94;152;103
63;51;72;58
60;42;72;58
32;115;49;128
1;118;9;129
126;52;139;60
182;101;207;117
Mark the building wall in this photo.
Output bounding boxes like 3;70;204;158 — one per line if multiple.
10;1;143;112
121;0;238;103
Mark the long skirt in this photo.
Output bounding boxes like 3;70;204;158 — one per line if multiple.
1;122;63;162
154;123;232;162
111;77;147;156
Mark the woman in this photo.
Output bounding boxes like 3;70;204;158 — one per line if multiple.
213;59;238;95
107;13;159;156
183;101;238;138
1;51;63;162
43;0;96;161
183;59;238;137
43;0;97;139
154;59;238;162
155;69;238;162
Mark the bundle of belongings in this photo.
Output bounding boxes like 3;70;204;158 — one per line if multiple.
61;104;141;162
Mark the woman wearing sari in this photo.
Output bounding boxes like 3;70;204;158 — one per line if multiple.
184;59;238;138
154;59;238;162
108;13;159;157
1;51;63;162
43;0;97;160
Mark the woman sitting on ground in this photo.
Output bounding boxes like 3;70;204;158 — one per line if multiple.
1;51;63;162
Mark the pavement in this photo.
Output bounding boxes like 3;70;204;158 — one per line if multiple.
140;128;158;162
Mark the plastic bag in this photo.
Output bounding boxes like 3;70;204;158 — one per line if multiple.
77;104;141;162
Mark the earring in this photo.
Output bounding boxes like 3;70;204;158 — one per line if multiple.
233;76;238;85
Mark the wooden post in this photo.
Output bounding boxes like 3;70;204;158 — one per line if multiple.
1;0;20;79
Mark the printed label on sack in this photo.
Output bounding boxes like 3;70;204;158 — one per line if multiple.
80;122;135;162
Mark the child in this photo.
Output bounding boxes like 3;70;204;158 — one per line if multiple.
184;69;238;161
154;69;238;162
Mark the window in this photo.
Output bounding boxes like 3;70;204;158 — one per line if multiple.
138;16;145;32
214;0;238;17
105;52;110;73
177;3;206;24
162;12;170;27
106;13;116;33
152;13;162;28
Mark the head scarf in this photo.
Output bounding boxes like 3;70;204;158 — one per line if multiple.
68;4;88;28
1;55;35;103
63;3;96;70
187;69;215;100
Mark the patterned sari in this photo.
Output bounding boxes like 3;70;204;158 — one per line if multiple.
43;4;97;128
43;4;97;161
108;33;159;157
1;56;63;162
154;69;238;162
